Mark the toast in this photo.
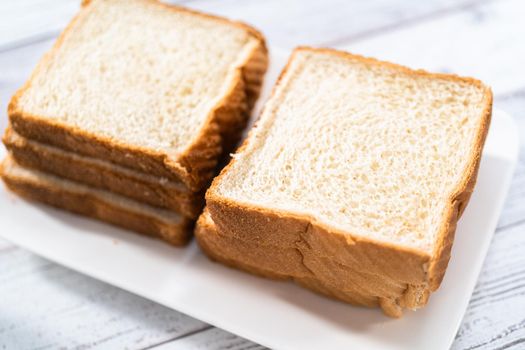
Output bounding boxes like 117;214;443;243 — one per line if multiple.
4;127;203;218
0;156;192;245
200;47;492;317
8;0;267;191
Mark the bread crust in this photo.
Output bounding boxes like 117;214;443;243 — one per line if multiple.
196;214;306;280
204;47;493;316
204;200;430;317
0;158;193;246
3;127;204;218
8;0;268;192
196;211;413;315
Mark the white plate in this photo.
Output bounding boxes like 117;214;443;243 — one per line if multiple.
0;49;519;350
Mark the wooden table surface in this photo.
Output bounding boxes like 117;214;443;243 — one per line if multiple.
1;0;524;349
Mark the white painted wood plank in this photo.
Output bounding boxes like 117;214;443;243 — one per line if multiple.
497;158;525;230
0;0;480;51
0;0;192;49
187;0;478;49
0;39;55;132
0;249;208;350
453;223;525;350
340;0;525;96
154;328;266;350
494;93;525;231
0;0;79;48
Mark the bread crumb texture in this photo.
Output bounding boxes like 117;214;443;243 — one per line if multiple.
17;0;254;155
215;49;488;253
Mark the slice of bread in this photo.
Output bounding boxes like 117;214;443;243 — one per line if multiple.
1;155;192;246
202;47;492;316
8;0;267;191
3;127;203;218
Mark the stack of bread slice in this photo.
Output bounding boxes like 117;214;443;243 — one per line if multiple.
196;47;492;316
0;0;493;318
0;0;267;245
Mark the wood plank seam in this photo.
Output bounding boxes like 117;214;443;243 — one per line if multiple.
460;319;525;350
496;218;525;233
138;325;214;350
0;0;197;54
319;0;496;47
0;30;61;54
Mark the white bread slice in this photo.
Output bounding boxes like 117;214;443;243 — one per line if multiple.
203;47;492;316
0;155;192;246
3;127;204;218
8;0;267;191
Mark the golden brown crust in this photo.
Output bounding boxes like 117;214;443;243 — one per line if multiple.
176;37;268;188
294;46;491;88
198;222;384;309
3;127;204;218
8;0;268;192
195;213;299;280
144;0;267;46
204;202;430;317
0;159;193;246
197;217;383;308
204;46;493;316
196;211;410;316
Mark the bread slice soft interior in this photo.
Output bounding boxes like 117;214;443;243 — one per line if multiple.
8;0;267;190
1;155;192;245
211;47;491;254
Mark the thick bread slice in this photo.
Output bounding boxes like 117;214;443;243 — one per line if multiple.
4;127;203;218
8;0;267;191
0;155;192;246
205;47;492;317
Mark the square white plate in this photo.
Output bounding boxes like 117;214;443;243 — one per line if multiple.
0;49;519;350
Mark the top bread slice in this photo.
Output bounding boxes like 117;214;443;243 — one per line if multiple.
8;0;267;191
204;47;492;316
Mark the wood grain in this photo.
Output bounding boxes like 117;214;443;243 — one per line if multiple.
340;0;525;95
149;328;267;350
0;248;208;349
187;0;482;49
0;39;55;132
452;223;525;350
0;0;78;49
495;93;525;231
0;0;524;349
